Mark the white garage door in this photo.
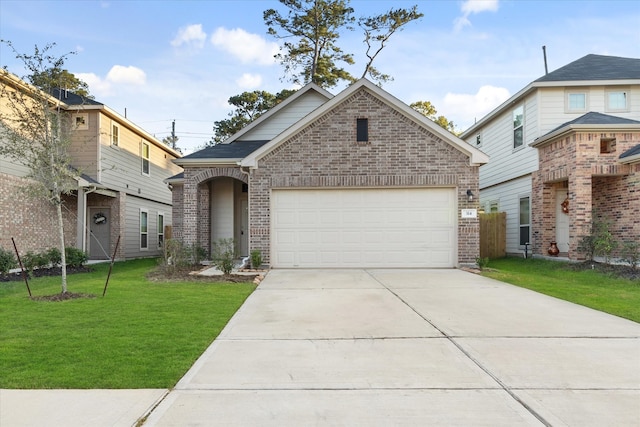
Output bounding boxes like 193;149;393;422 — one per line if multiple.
271;188;456;268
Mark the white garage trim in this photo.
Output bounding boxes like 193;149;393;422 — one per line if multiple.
271;187;457;268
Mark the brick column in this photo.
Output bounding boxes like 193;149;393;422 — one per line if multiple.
182;172;198;247
197;183;210;255
569;171;592;259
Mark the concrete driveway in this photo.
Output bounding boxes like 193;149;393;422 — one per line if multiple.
142;269;640;426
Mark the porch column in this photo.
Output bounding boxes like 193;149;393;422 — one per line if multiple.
198;183;210;255
569;171;592;259
182;172;198;247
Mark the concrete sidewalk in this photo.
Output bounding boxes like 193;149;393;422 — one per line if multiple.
142;269;640;426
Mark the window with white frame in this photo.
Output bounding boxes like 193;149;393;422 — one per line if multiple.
513;105;524;149
140;210;148;250
489;200;499;213
519;196;530;246
141;141;150;175
157;213;164;248
606;90;628;112
111;123;120;146
566;92;587;112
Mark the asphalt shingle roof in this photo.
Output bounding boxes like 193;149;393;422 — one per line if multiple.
51;88;103;106
620;144;640;160
181;140;270;160
535;54;640;82
541;112;640;137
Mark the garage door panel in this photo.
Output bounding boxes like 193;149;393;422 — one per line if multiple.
272;188;456;268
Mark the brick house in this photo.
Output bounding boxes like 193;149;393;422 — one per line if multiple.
169;79;488;268
460;54;640;258
0;70;182;259
531;112;640;258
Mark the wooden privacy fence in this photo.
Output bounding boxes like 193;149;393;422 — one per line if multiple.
479;212;506;259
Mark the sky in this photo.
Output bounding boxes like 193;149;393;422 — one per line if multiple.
1;0;639;154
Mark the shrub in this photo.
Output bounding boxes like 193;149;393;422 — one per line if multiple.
577;213;618;263
46;247;62;267
191;244;208;265
22;251;49;273
250;249;263;269
65;247;88;268
621;241;640;270
211;238;236;275
161;239;191;274
475;257;490;270
0;247;17;274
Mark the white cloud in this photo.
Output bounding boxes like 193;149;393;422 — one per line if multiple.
210;27;279;65
75;72;111;96
454;0;500;31
106;65;146;85
171;24;207;48
236;73;262;89
442;85;510;126
461;0;499;15
77;66;146;98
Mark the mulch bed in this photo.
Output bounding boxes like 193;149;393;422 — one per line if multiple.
30;292;97;302
146;266;259;283
0;266;92;282
564;260;640;281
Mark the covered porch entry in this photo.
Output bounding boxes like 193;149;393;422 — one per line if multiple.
207;176;249;257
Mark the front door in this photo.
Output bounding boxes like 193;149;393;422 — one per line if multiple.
555;190;570;253
89;208;110;259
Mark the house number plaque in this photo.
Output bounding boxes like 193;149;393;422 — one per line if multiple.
461;209;477;219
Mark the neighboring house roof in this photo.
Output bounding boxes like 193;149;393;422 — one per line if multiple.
165;172;184;182
242;78;489;168
51;88;103;106
531;112;640;147
176;140;270;166
461;54;640;138
534;54;640;82
620;144;640;164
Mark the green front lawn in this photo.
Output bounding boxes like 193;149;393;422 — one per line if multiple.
0;258;255;389
482;257;640;323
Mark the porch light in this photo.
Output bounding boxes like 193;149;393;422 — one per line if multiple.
466;189;474;202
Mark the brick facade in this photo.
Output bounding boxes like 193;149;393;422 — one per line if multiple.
0;173;77;255
174;89;482;267
249;90;480;266
532;131;640;259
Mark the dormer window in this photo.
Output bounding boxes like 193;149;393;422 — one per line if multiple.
356;118;368;143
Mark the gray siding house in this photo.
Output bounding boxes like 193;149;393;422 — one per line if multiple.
460;54;640;257
0;70;183;260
